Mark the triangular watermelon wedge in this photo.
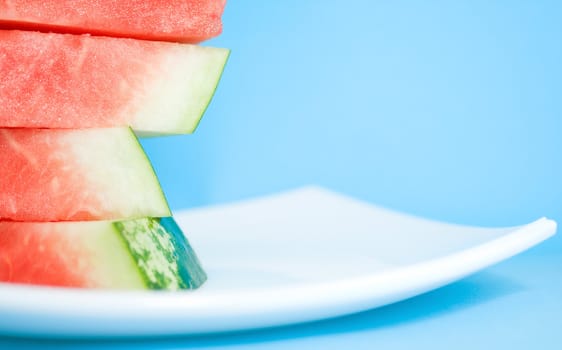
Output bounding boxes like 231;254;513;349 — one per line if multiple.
0;217;207;289
0;30;229;136
0;0;225;43
0;127;171;221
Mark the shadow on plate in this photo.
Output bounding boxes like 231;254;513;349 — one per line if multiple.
0;271;523;349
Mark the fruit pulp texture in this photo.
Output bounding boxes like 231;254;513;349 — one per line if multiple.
0;0;225;43
0;128;170;221
0;30;230;134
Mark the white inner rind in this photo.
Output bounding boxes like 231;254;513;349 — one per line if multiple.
61;127;170;219
131;46;230;136
58;221;145;289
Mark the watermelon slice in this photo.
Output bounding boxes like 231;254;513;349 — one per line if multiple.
0;0;225;43
0;127;170;221
0;30;229;136
0;217;207;289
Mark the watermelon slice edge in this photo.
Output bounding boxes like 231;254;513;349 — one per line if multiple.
0;217;207;290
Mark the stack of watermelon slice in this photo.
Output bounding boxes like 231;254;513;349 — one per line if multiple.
0;1;229;290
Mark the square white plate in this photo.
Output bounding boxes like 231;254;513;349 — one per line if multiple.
0;187;556;337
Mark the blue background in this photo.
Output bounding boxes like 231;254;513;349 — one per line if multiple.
3;0;561;349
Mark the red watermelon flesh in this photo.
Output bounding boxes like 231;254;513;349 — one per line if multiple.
0;221;86;287
0;127;170;222
0;0;225;43
0;30;229;135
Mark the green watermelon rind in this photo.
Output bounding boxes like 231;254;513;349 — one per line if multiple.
159;217;207;289
112;217;207;290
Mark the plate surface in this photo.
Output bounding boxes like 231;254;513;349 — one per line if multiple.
0;187;556;337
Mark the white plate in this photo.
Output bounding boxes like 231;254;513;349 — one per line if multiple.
0;187;556;337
